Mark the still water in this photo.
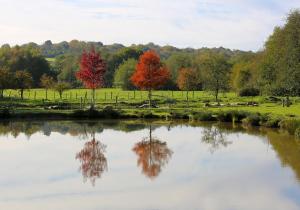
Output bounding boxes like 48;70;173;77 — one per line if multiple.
0;120;299;210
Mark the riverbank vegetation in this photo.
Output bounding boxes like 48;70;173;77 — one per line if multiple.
0;10;300;137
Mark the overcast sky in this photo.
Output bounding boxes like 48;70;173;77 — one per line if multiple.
0;0;299;51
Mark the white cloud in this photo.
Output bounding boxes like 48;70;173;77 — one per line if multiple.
0;0;299;50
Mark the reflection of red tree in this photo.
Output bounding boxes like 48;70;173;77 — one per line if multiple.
76;136;107;186
133;126;173;179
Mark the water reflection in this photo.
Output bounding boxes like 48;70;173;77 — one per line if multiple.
201;125;232;153
133;125;173;179
76;132;107;186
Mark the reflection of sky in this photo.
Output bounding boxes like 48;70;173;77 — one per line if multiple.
0;125;299;210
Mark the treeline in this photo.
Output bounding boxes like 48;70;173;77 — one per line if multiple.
0;9;299;99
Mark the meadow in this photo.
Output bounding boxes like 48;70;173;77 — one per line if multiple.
2;88;300;117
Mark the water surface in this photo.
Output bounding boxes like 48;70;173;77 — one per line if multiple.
0;120;299;210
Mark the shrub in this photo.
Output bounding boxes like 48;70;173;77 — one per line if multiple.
239;87;260;97
242;113;261;126
193;111;216;121
295;127;300;139
261;115;281;128
279;119;300;135
216;110;248;123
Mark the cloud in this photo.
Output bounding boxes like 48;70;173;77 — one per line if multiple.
0;0;299;50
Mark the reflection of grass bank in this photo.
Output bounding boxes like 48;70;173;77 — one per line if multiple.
1;107;300;138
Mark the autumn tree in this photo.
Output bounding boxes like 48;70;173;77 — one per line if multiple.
76;133;107;186
132;125;173;179
40;74;55;100
15;70;33;100
0;68;14;98
76;48;106;108
131;50;170;107
54;82;70;99
177;68;200;105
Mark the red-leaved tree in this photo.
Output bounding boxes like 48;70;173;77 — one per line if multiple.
76;48;106;108
131;50;170;107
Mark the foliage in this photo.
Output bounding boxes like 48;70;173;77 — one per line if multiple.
54;82;71;99
199;53;231;103
0;68;14;98
0;45;52;86
131;50;170;107
177;68;200;91
239;87;260;97
15;70;33;99
113;58;137;90
131;50;170;90
260;10;300;97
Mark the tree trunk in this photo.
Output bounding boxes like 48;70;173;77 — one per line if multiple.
91;88;95;109
286;95;290;107
186;91;189;108
215;89;219;105
20;89;24;100
59;91;62;99
148;89;152;108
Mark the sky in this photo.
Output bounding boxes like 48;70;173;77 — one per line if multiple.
0;0;299;51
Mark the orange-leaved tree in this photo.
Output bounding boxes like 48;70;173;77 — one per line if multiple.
177;68;199;106
76;48;106;108
131;50;170;108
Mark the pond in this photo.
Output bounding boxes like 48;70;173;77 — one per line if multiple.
0;120;299;210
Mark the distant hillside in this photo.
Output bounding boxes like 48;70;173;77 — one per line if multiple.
19;40;252;60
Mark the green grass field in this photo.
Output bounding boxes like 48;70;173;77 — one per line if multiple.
2;88;300;117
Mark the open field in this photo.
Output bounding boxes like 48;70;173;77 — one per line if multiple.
1;88;300;117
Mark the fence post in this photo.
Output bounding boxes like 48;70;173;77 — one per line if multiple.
80;97;83;109
111;92;113;100
105;92;107;101
134;90;136;99
115;96;118;108
34;91;37;100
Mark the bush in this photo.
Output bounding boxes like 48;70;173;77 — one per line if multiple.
242;113;261;126
216;110;248;123
0;108;11;118
193;111;216;121
279;119;300;135
261;115;281;128
295;127;300;139
239;87;260;97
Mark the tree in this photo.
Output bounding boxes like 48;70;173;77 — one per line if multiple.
76;132;107;186
113;58;137;90
15;71;33;100
165;52;193;82
54;82;70;99
0;68;13;98
40;74;55;100
132;125;173;179
200;53;231;104
131;50;170;107
260;10;300;104
76;48;106;108
177;68;200;105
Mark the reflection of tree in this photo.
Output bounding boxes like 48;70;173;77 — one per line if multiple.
202;126;231;153
133;125;173;179
76;133;107;186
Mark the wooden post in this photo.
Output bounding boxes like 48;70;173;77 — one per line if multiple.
105;92;107;101
134;90;136;99
34;91;37;100
115;96;118;107
111;92;113;100
76;93;77;100
80;97;83;109
128;92;130;100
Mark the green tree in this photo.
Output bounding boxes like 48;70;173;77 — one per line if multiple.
54;82;71;99
0;68;14;98
260;10;300;102
40;74;55;100
200;53;231;104
114;58;137;90
15;71;33;100
165;53;193;82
